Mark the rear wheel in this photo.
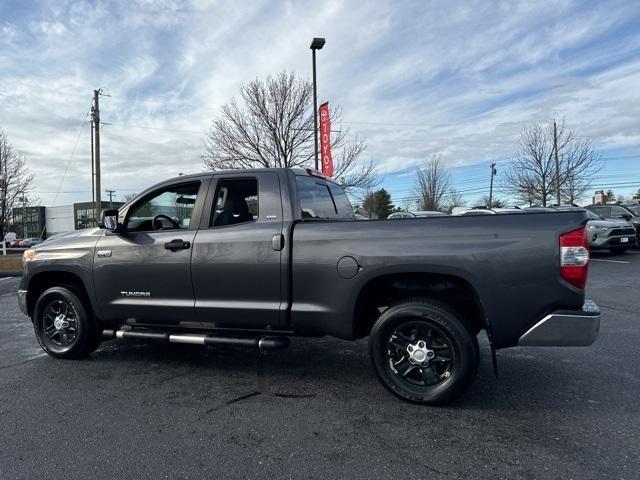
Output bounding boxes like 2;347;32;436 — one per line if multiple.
33;287;100;359
609;247;628;254
369;298;479;405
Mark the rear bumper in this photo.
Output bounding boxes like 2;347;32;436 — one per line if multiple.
518;299;600;347
17;289;28;316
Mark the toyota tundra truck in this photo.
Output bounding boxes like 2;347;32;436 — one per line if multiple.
17;168;600;405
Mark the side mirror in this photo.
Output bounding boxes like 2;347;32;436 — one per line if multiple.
100;209;121;232
621;213;632;221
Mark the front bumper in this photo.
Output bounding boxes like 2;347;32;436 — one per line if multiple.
518;299;600;347
590;234;637;249
17;289;28;316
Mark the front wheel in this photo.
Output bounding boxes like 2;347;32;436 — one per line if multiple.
369;298;479;405
33;287;100;359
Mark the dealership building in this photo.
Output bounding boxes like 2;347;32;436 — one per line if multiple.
11;201;123;239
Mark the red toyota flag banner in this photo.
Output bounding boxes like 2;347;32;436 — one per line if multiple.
319;102;333;177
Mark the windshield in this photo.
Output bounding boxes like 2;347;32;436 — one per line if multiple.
585;210;601;220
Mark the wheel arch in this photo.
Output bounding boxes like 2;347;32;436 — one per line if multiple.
26;271;94;318
352;271;490;339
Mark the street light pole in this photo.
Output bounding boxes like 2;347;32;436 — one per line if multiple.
0;155;4;253
310;37;325;171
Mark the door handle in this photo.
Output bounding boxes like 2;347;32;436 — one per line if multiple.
164;239;191;251
272;234;284;251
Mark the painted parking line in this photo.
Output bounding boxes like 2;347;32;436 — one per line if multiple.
591;258;631;264
0;277;12;282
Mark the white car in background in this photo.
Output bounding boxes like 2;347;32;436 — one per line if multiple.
387;211;448;219
455;208;496;216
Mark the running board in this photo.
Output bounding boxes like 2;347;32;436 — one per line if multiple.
102;329;290;350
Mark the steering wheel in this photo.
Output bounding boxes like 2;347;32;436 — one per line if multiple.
152;214;181;230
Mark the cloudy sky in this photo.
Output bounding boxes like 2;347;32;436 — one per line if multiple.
1;0;639;208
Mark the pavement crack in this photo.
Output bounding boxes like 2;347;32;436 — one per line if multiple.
225;390;261;405
273;393;316;399
0;357;42;370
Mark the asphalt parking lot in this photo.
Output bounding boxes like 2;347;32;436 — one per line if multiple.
1;251;639;479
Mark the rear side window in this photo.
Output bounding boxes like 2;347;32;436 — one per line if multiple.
211;178;258;227
295;176;354;220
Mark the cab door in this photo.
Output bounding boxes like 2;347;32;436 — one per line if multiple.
93;178;209;327
191;172;285;330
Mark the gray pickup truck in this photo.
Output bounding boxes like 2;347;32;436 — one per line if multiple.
18;168;600;405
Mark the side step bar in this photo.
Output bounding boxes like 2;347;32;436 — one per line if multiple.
102;329;290;350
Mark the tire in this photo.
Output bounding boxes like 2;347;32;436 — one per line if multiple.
33;287;100;359
369;298;479;405
609;247;628;254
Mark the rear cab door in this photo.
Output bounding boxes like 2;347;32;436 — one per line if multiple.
191;171;288;330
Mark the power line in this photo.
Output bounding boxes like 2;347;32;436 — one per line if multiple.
49;104;92;209
341;119;549;128
102;123;205;134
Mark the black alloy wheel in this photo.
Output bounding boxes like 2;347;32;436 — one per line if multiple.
386;320;456;388
33;287;100;359
369;298;479;405
41;299;79;350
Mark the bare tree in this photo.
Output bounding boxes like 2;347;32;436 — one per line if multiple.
561;172;590;205
1;128;35;239
202;71;378;193
503;120;601;206
515;176;538;206
443;189;466;214
479;195;505;208
123;192;138;203
412;156;453;212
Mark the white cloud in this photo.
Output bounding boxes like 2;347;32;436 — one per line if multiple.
0;0;638;206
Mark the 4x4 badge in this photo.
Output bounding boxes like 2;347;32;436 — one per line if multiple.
97;250;112;257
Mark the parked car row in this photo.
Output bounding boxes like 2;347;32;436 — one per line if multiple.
385;202;640;254
3;238;43;248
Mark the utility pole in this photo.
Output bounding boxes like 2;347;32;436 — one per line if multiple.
21;191;27;238
488;163;497;209
105;189;115;209
553;119;561;206
92;89;102;224
91;118;95;206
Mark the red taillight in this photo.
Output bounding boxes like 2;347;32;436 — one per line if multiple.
560;227;589;289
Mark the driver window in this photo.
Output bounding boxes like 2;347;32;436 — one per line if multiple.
127;182;200;232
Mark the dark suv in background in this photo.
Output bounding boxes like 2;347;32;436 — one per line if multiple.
586;204;640;247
